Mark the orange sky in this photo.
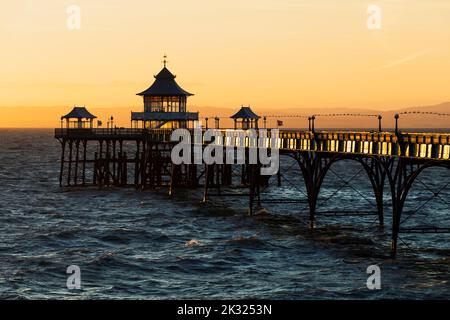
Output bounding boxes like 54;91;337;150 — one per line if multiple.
1;0;450;127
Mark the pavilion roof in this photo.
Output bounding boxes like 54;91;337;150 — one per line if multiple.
61;107;97;120
230;106;260;119
137;67;194;97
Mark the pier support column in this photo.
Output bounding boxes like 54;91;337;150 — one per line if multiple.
140;142;147;189
74;140;80;186
357;156;392;228
168;162;183;195
67;140;74;186
105;140;111;186
121;152;128;186
134;141;141;187
277;165;281;187
383;158;436;257
248;164;261;215
112;140;117;185
296;152;335;228
59;139;66;187
203;164;210;202
93;152;98;185
82;140;87;186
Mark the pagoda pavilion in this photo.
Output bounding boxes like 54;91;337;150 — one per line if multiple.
61;106;97;129
230;106;260;130
131;60;199;129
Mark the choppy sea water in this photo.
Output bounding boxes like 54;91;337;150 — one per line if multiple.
0;129;449;299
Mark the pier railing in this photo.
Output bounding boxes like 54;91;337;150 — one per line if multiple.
55;128;147;140
55;128;450;161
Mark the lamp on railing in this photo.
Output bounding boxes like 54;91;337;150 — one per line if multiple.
394;114;399;135
215;117;220;129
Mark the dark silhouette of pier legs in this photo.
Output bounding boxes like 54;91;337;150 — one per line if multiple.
82;140;87;186
105;140;111;186
134;141;141;186
293;154;389;229
202;164;222;202
202;164;210;202
248;164;262;215
295;152;335;228
169;163;197;196
74;140;80;185
383;158;439;257
59;140;66;187
67;140;74;186
201;162;262;215
112;140;116;184
57;138;89;187
136;141;174;189
357;156;391;227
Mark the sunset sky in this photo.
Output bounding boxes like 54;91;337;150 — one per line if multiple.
1;0;450;126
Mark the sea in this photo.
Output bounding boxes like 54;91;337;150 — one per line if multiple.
0;129;449;299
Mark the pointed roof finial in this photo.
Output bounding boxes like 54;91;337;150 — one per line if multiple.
162;54;168;68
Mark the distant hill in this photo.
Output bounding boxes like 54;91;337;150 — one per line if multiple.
0;102;449;129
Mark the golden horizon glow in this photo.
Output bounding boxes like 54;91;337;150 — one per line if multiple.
1;0;450;127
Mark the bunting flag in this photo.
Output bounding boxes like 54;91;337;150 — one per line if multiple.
277;120;284;127
399;111;450;117
97;120;103;127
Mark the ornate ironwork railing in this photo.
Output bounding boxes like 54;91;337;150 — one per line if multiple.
55;128;450;161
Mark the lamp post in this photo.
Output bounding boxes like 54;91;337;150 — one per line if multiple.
311;115;316;132
263;116;267;129
378;115;382;132
215;117;220;129
109;116;114;133
394;114;399;135
308;117;311;131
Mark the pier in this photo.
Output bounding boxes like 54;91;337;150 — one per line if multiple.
55;127;450;257
54;62;450;257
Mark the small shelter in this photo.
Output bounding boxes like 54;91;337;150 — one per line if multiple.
230;106;260;130
131;57;199;129
61;106;97;129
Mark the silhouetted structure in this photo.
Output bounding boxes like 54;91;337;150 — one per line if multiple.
231;106;260;129
131;61;198;129
54;61;450;258
61;106;97;129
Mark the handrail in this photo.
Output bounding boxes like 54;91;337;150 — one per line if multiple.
54;127;450;160
55;128;450;139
